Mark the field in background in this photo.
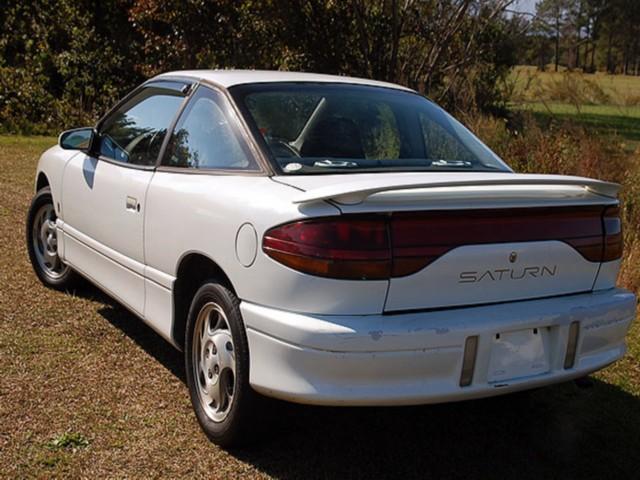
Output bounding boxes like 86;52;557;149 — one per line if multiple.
509;66;640;151
1;133;640;478
511;66;640;100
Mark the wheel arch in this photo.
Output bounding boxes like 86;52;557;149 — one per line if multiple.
172;252;236;349
35;171;50;192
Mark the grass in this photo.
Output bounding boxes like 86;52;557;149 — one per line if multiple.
519;103;640;149
1;134;639;478
511;65;640;100
46;432;90;452
509;66;640;151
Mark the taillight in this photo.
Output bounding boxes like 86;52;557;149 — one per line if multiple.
262;217;391;280
390;207;605;274
390;216;451;276
603;206;623;261
263;206;622;280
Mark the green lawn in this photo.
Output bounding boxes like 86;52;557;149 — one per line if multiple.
517;103;640;150
509;67;640;151
1;134;639;478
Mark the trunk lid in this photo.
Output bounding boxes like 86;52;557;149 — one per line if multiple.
383;206;607;311
276;172;620;312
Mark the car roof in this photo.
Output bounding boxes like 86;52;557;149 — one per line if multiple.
154;69;415;93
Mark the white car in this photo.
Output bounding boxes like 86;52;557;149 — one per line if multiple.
27;70;636;446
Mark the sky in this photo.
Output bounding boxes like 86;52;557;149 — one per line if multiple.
511;0;538;14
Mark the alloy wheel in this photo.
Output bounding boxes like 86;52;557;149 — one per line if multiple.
192;302;237;423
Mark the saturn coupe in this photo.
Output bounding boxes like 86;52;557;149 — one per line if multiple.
26;70;636;446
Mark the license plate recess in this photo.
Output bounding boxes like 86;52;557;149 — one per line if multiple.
488;327;550;383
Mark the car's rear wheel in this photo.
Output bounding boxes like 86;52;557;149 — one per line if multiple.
185;281;259;447
26;187;79;290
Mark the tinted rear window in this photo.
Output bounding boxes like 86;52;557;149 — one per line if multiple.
230;83;510;175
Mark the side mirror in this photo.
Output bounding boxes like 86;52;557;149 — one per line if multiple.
59;127;96;151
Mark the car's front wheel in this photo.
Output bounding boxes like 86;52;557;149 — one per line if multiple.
26;187;79;290
185;281;259;447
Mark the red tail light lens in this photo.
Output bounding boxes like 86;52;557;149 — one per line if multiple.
262;217;391;280
263;206;622;280
603;206;623;261
390;216;451;276
390;207;605;275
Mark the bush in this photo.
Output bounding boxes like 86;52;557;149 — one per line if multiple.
0;67;58;135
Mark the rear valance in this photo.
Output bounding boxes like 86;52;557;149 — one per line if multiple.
291;174;620;205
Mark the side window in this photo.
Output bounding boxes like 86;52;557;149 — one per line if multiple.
98;85;184;166
163;87;256;170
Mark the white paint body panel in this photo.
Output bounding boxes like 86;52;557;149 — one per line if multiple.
242;289;635;405
32;70;636;407
35;145;78;216
143;172;388;315
64;226;145;317
384;241;600;312
61;154;151;315
157;69;415;92
593;259;622;291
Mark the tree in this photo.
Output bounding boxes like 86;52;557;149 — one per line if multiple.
1;0;524;133
536;0;570;72
0;0;142;132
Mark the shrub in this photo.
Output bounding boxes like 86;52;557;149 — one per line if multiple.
0;67;58;135
622;95;640;107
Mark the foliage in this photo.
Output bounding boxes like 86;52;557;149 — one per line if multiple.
0;0;521;134
0;0;142;134
520;0;640;75
46;431;90;452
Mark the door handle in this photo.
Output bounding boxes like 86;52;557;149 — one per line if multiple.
126;196;139;212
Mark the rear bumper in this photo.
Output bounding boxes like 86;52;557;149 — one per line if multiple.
241;288;636;406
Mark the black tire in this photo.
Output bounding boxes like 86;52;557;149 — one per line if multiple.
184;281;260;447
26;187;80;290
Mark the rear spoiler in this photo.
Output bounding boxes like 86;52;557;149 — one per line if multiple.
291;174;620;205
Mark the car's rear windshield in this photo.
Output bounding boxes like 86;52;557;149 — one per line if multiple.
230;82;511;175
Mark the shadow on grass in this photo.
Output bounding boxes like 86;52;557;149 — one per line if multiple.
80;289;186;383
86;286;639;480
235;381;640;480
532;110;640;144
